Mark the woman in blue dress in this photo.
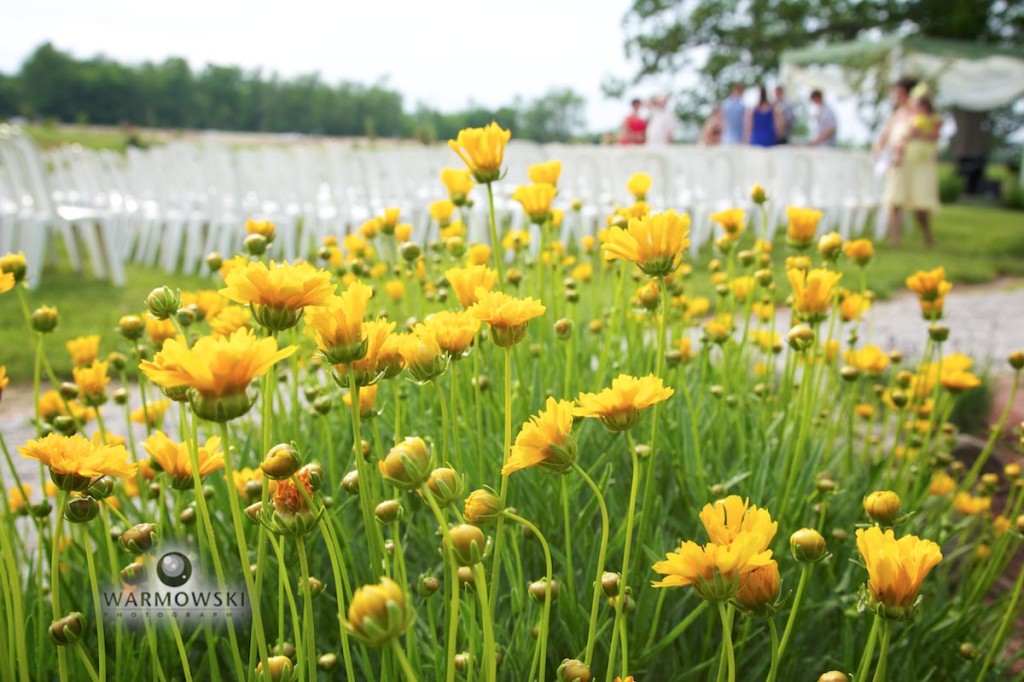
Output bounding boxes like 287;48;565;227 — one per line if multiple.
744;86;782;147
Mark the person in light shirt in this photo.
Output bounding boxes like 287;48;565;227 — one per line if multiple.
721;83;746;145
809;90;837;147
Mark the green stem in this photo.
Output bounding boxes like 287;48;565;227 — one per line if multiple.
505;512;553;682
422;486;461;682
768;563;812;682
82;526;106;681
572;462;611;668
872;620;892;682
977;550;1024;680
297;536;316;682
348;370;384;577
390;639;420;682
488;347;513;615
607;433;642;681
471;564;498;682
718;602;736;682
486;182;504;284
855;616;881;682
217;421;271;676
51;493;70;682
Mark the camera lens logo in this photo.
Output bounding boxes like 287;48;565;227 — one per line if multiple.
156;552;192;588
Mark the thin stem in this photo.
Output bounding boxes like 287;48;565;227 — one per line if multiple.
718;602;736;682
297;536;316;682
390;639;420;682
768;563;813;682
505;512;553;682
51;493;70;682
488;347;513;615
471;564;498;682
871;620;892;682
82;526;106;681
572;462;611;668
421;485;461;682
607;433;642;681
977;553;1024;680
855;616;881;682
486;182;504;284
217;421;272;675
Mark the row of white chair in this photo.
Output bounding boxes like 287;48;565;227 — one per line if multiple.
0;127;884;286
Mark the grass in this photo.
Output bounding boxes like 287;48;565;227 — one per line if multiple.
22;124;154;152
0;264;210;378
1;202;1020;380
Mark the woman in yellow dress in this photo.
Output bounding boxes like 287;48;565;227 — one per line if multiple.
875;79;941;247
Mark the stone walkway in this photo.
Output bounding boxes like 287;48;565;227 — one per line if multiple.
2;279;1023;489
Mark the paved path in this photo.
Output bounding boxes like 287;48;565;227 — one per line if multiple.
3;280;1023;489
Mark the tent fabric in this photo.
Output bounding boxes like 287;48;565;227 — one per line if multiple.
781;36;1024;111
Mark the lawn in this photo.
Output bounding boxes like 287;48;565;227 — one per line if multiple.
23;124;156;151
1;202;1020;380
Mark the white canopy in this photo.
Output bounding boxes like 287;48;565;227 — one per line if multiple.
781;36;1024;112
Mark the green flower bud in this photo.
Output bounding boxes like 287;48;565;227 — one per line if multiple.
790;527;827;562
261;443;302;480
120;523;159;554
31;306;59;333
146;286;181;320
49;612;86;646
64;496;100;524
445;523;488;566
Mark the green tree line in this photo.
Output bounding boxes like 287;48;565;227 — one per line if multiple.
0;43;587;143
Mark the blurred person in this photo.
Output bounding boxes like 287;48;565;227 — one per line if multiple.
744;86;781;147
809;90;837;146
645;94;675;147
875;78;939;247
722;83;746;145
700;106;724;145
773;85;795;143
620;98;647;145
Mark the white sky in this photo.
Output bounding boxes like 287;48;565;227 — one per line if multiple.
1;0;874;142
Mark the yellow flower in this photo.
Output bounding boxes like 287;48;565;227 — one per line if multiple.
37;390;95;423
839;291;871;322
233;467;265;497
441;168;475;205
710;208;746;238
602;211;691;277
844;239;874;265
504;397;577;475
626;173;652;200
785;206;823;248
750;184;768;204
441;221;466;240
469;289;546;347
399;328;448;383
445;265;498;308
729;276;755;303
342;384;379;419
181;290;225;321
448;122;511;183
359;219;380;239
751;301;774;323
19;433;137;487
395;223;413;242
380;208;401;233
220;260;336;331
652;532;775;601
208;306;251;337
422;310;481;359
699;495;778;549
66;335;101;367
855;526;942;615
906;267;952;301
7;483;31;514
385;280;405;303
304;281;374;364
502;229;532;250
855;403;875;420
575;374;673;432
140;328;296;421
0;271;13;294
734;560;781;615
751;330;781;352
953;492;991;516
144;431;223;488
845;345;889;374
346;577;412;647
130;400;170;428
334;319;399;385
0;251;27;282
0;365;8;403
528;160;562;186
430;200;456;226
571;262;593;282
787;268;842;323
466;243;492;266
513;183;557;224
73;361;110;404
245;219;276;240
145;316;178;348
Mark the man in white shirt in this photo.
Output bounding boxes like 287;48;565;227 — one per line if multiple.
809;90;837;147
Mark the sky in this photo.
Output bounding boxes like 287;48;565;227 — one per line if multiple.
1;0;874;142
